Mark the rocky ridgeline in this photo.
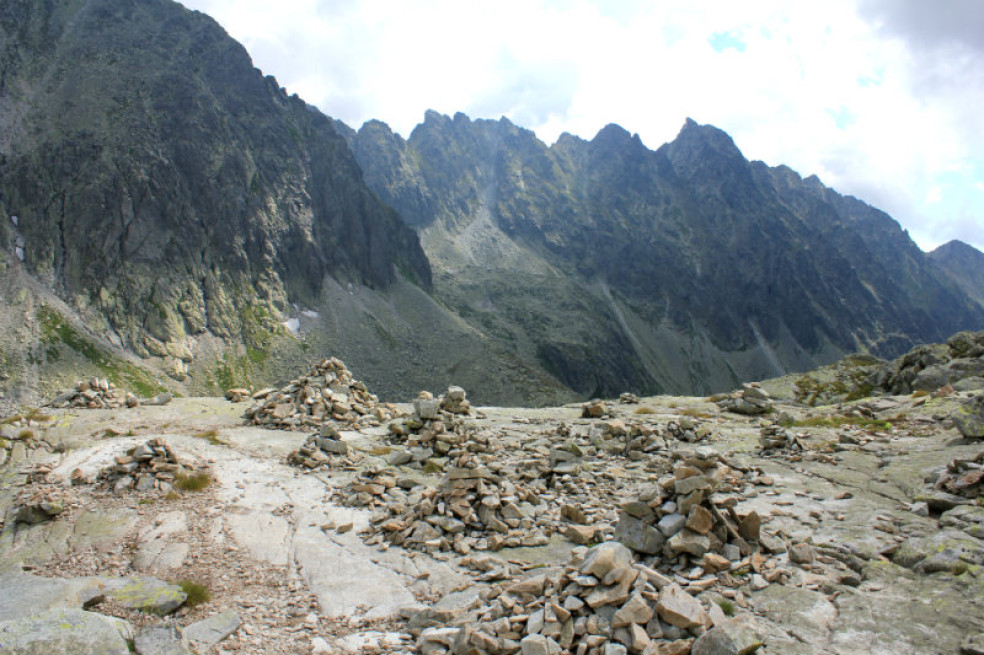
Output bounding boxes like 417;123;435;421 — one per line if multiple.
71;438;202;494
715;384;774;416
413;541;763;655
875;329;984;395
47;377;138;409
245;357;395;430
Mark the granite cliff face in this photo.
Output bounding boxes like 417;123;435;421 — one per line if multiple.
0;0;435;396
343;113;984;397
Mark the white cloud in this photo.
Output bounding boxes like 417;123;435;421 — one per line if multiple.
177;0;984;252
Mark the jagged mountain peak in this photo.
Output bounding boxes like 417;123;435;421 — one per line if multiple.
933;239;984;258
663;117;748;175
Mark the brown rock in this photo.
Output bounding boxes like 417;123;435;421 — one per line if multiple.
656;584;710;630
685;506;714;535
566;525;598;545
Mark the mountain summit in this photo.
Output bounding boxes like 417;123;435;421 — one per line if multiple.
0;0;981;404
343;112;984;396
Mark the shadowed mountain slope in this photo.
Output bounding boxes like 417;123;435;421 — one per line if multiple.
342;112;984;396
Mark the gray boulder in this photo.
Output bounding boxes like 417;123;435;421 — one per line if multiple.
0;608;132;655
952;395;984;439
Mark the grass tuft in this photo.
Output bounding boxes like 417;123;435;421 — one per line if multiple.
634;406;656;415
193;429;225;446
175;579;211;608
174;471;212;492
716;598;735;616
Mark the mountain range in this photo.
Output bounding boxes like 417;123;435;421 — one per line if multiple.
0;0;982;406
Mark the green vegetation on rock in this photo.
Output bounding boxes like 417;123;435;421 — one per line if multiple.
37;306;165;398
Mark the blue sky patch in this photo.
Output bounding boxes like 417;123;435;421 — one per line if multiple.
709;30;747;53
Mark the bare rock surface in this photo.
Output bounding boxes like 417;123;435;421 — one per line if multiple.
3;382;984;653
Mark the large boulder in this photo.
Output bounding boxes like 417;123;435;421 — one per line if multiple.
952;395;984;439
0;608;132;655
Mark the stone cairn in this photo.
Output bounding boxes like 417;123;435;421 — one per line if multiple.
385;387;482;463
81;438;200;494
413;540;762;655
245;357;394;430
582;399;615;419
612;447;760;571
716;383;774;416
411;448;773;655
286;424;350;470
663;417;711;444
619;393;640;405
757;423;805;454
3;487;69;530
47;377;138;409
360;465;550;554
224;388;251;403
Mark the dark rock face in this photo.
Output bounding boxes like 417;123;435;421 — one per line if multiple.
0;0;429;360
930;240;984;308
345;112;984;396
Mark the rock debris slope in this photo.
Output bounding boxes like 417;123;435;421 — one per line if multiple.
3;354;984;654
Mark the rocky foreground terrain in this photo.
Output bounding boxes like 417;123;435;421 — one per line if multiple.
3;350;984;654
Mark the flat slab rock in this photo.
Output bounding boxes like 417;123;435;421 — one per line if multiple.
0;608;132;655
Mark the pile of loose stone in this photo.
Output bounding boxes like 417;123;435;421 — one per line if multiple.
384;387;490;464
224;387;252;403
47;377;138;409
244;357;394;430
757;423;805;454
80;438;201;493
286;424;351;470
361;465;551;553
662;417;710;445
403;442;790;655
935;451;984;498
389;388;474;437
582;399;615;419
3;486;70;530
611;448;759;565
716;383;774;416
414;540;762;655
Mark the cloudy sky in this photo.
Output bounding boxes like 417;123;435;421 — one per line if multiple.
177;0;983;252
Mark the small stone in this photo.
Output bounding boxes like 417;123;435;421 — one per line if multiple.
788;542;815;565
668;529;710;557
521;633;561;655
612;594;654;628
658;514;687;537
566;524;598;545
738;512;761;542
685;506;714;535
